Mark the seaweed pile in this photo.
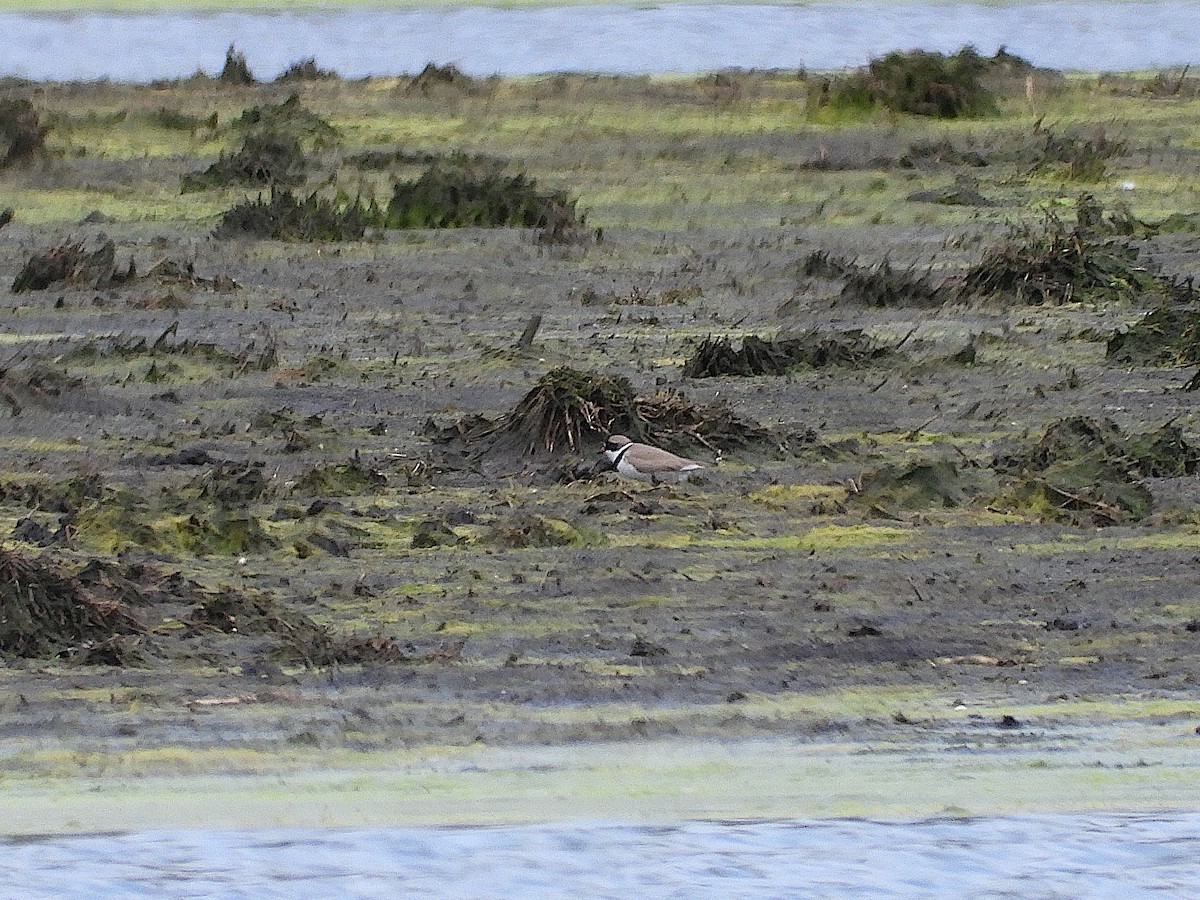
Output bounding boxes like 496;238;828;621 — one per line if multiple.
801;252;944;308
1107;306;1200;367
994;416;1196;525
214;190;381;241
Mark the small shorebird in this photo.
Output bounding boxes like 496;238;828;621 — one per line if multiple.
600;434;707;482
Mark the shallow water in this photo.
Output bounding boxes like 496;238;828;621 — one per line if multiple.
4;812;1200;898
2;2;1197;82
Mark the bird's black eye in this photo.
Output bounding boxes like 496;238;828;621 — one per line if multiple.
605;438;620;450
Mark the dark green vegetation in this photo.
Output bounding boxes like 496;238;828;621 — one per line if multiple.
2;58;1200;756
810;47;1015;118
384;157;582;233
0;97;49;168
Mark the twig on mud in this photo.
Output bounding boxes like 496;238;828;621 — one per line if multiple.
893;326;919;350
516;314;542;350
1038;480;1123;521
904;415;938;441
907;576;926;603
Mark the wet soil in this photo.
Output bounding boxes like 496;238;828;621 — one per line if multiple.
2;74;1200;771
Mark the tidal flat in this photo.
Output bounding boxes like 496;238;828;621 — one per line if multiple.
2;61;1200;829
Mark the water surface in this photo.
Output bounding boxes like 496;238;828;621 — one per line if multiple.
2;2;1196;82
6;812;1200;898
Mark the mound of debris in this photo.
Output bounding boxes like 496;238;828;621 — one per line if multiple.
435;367;636;458
849;459;986;516
958;196;1194;305
994;416;1197;525
428;366;810;465
801;252;945;308
683;330;893;378
230;94;341;148
1106;306;1200;367
11;242;236;294
0;98;50;169
12;239;134;293
182;131;309;192
384;157;582;236
407;62;479;94
0;547;143;659
187;590;411;667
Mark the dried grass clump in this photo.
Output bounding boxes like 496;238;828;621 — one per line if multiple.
630;390;783;457
408;62;477;94
276;57;338;83
432;367;812;465
1107;306;1200;367
1031;128;1124;182
214;189;381;241
188;590;411;667
145;106;218;133
230;95;341;148
801;251;943;307
683;331;891;378
492;367;637;456
183;96;339;192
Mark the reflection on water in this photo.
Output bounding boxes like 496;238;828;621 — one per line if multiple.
4;812;1200;898
2;2;1199;82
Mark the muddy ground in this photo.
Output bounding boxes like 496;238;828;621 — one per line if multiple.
1;70;1200;772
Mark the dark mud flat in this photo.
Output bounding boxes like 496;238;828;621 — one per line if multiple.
1;67;1200;808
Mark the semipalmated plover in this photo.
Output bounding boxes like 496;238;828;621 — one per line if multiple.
601;434;707;482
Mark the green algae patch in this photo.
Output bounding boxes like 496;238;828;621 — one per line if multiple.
163;509;274;555
73;490;161;554
292;460;387;497
4;723;1200;834
797;524;912;552
1010;529;1200;556
682;523;912;554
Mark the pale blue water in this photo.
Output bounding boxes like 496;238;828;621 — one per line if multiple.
4;813;1200;898
1;2;1197;83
